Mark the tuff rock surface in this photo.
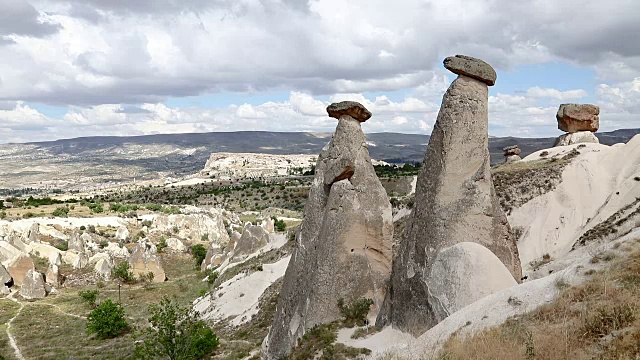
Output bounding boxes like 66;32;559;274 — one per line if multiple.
129;242;166;283
326;101;372;122
20;269;46;299
554;131;600;147
263;102;393;359
377;59;521;336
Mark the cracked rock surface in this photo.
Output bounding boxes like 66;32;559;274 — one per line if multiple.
262;102;393;359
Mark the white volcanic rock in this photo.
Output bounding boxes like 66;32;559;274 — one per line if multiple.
378;56;520;336
199;153;317;180
553;131;599;147
165;238;187;252
129;242;166;283
264;101;393;359
425;242;517;323
5;254;34;286
147;209;229;245
20;269;46;299
115;226;129;241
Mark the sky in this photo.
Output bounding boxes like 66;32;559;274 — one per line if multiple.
0;0;639;143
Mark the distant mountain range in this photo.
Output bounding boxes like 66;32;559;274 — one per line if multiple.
1;129;640;191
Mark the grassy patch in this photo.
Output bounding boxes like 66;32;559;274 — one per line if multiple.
439;243;640;360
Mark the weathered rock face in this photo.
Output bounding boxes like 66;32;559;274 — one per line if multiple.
6;254;35;287
129;243;166;283
166;238;187;252
505;154;522;163
20;269;46;299
425;242;517;323
557;103;599;133
554;131;600;147
443;55;497;86
45;264;62;287
263;102;393;359
152;211;229;245
231;225;270;262
115;226;129;241
0;263;12;286
377;57;521;337
68;230;85;252
201;243;225;271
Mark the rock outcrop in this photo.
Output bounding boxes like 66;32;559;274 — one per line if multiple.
6;254;35;287
554;104;600;147
425;242;517;322
263;101;393;359
553;131;599;146
129;242;166;283
377;56;521;336
231;225;270;262
503;145;521;163
68;230;85;252
151;211;229;244
20;269;46;299
557;103;599;133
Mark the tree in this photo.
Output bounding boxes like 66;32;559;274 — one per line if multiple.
190;244;207;267
87;299;129;339
135;297;219;360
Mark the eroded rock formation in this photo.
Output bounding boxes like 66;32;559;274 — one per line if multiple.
377;55;521;336
262;101;393;359
503;145;521;163
554;104;600;146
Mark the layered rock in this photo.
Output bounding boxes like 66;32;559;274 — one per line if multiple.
20;269;46;299
377;56;521;336
151;211;229;244
129;242;166;283
263;102;393;359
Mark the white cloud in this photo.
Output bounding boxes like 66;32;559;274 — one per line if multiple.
526;87;587;101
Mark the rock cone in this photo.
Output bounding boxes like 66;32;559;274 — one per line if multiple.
377;56;521;336
263;102;393;359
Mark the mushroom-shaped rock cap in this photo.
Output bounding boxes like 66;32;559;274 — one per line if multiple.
502;145;519;152
326;101;372;122
444;55;497;86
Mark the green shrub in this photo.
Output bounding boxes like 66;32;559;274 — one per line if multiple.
88;203;104;213
52;207;69;217
203;269;218;285
338;297;374;327
141;220;153;227
157;238;167;253
53;239;69;251
134;297;219;360
0;211;6;219
79;289;99;307
86;299;129;339
272;217;287;232
23;212;35;219
201;233;209;241
190;244;207;267
111;262;136;283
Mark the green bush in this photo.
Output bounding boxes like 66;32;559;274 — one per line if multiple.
272;217;287;232
88;203;104;213
86;299;129;339
203;269;218;285
79;289;99;307
190;244;207;267
112;262;136;283
134;297;219;360
53;239;69;251
337;297;374;327
157;238;167;253
0;211;6;220
52;207;69;217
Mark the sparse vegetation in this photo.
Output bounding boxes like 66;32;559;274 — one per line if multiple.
86;299;129;339
338;297;374;328
112;262;136;283
79;289;99;308
52;206;70;217
135;297;219;360
439;243;640;360
190;244;207;267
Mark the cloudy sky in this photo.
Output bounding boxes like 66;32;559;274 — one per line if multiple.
1;0;639;143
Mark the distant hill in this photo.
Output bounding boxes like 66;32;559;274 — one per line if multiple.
1;129;639;191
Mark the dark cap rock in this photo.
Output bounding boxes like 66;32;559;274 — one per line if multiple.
443;55;497;86
326;101;372;122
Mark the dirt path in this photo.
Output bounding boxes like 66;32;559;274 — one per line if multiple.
6;292;25;360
